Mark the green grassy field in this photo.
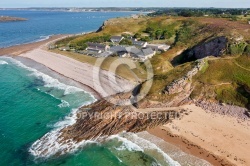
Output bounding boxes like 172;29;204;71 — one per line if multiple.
191;55;250;107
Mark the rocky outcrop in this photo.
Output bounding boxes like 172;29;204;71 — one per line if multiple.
195;100;249;120
29;92;184;158
61;95;181;142
164;59;206;95
0;16;27;22
96;20;109;32
185;36;227;61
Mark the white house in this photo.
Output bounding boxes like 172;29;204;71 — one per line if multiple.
86;42;110;53
146;44;170;52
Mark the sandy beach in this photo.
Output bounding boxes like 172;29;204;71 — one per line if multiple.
148;104;250;166
19;48;135;98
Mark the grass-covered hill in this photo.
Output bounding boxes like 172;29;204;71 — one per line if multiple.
53;15;250;109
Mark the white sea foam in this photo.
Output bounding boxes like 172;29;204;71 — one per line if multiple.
29;127;95;158
5;57;85;96
38;35;50;41
30;70;84;95
111;133;181;166
58;100;70;108
109;135;143;152
0;60;8;65
29;99;95;158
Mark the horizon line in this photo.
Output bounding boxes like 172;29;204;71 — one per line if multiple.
1;7;250;9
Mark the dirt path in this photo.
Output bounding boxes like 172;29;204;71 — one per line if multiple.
234;61;250;72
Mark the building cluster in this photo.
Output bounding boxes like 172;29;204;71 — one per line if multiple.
84;35;170;61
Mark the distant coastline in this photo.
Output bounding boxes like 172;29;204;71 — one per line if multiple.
0;16;27;22
0;7;155;13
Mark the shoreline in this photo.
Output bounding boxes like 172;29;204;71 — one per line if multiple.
148;127;228;166
0;35;67;55
0;35;103;99
148;104;250;166
13;55;102;100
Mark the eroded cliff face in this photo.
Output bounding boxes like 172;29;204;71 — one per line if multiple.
185;36;228;61
96;20;109;32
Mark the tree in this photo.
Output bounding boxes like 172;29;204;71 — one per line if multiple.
163;30;173;39
230;15;237;21
150;32;156;40
134;33;142;39
122;34;131;39
179;11;193;17
244;44;250;55
141;36;151;42
145;27;154;33
155;29;163;40
120;39;133;45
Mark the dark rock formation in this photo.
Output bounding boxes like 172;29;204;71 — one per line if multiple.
0;16;27;22
185;36;228;61
61;92;180;142
96;20;108;32
29;92;183;158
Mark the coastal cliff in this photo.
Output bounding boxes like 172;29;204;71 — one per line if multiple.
183;36;228;61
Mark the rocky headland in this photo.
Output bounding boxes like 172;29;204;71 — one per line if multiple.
0;16;27;22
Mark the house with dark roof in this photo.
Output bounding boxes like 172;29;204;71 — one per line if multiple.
86;42;110;53
142;48;155;59
126;46;144;58
110;45;155;61
131;39;148;48
110;36;124;43
110;45;128;57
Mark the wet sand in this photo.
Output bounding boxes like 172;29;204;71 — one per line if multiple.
148;104;250;166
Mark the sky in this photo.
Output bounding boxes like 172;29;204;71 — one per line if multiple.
0;0;250;8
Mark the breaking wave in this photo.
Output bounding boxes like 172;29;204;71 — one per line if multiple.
0;60;8;65
6;57;86;95
109;133;181;166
